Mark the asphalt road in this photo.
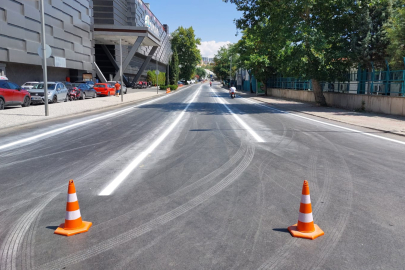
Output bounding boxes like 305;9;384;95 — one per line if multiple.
1;82;405;270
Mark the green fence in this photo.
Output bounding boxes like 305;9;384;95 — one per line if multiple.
267;69;405;97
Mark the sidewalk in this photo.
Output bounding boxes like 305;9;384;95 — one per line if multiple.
235;89;405;136
0;87;172;130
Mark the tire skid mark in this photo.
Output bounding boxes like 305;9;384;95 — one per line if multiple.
87;141;248;234
37;144;255;270
0;193;58;270
258;133;334;270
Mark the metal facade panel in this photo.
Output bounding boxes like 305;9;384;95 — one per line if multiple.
0;0;93;71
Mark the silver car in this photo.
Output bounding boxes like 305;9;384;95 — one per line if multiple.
21;81;39;90
107;81;127;94
29;82;68;104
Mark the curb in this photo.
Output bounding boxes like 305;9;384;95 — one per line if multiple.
1;85;195;133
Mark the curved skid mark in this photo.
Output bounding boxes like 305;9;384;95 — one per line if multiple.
0;193;58;270
37;144;255;270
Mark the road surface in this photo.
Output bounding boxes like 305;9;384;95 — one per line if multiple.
0;83;404;269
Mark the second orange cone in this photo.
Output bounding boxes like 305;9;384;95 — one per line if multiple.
288;180;324;240
55;180;92;237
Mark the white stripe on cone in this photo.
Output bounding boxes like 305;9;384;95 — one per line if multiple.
67;193;78;203
298;212;314;223
65;209;81;220
301;194;311;204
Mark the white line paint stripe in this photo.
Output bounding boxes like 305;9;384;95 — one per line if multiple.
99;86;202;196
67;193;78;203
0;85;194;152
65;209;81;220
298;212;313;223
211;89;265;143
236;93;405;146
301;194;311;204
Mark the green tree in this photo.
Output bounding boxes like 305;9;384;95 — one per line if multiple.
171;27;202;82
225;0;360;106
169;49;179;85
213;44;239;82
147;70;165;86
385;1;405;69
195;67;207;79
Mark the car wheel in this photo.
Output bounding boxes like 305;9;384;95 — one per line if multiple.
22;96;31;107
0;98;4;110
82;93;86;100
93;92;97;98
52;95;57;103
64;94;68;102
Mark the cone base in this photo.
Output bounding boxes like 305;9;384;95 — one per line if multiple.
54;221;92;237
288;223;324;240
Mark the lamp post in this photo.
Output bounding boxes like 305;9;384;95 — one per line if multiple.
120;38;123;102
229;56;232;89
39;0;48;116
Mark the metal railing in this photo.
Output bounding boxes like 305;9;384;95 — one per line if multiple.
267;69;405;97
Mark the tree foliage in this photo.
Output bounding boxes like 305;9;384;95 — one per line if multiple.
171;26;202;80
147;70;166;86
224;0;362;105
195;67;207;79
169;49;179;85
385;1;405;69
213;44;239;81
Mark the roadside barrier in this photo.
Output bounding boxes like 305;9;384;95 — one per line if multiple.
54;179;92;236
288;180;324;240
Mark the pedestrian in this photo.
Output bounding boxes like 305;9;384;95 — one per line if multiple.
115;81;121;97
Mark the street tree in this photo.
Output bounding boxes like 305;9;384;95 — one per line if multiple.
385;1;405;69
171;26;202;82
195;67;207;79
213;44;239;82
224;0;360;106
169;49;179;85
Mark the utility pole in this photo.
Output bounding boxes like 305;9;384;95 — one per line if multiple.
156;59;158;94
229;56;232;89
40;0;48;116
120;38;123;102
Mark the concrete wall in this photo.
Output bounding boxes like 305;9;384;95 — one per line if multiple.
269;88;405;116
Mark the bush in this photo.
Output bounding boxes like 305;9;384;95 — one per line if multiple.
169;85;178;90
159;85;168;90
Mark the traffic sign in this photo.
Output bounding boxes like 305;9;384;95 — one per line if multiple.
155;70;160;75
37;44;52;59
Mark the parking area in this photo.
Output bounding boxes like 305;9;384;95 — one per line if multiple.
0;87;167;130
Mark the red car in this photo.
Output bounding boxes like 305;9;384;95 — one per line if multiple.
93;83;116;96
0;78;31;110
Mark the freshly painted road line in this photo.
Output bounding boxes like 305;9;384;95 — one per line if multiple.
0;86;192;152
211;89;265;143
235;92;405;146
99;86;202;196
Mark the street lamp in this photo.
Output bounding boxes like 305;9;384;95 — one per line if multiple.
229;56;232;88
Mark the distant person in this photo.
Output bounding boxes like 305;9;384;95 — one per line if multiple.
229;84;236;97
210;81;212;87
115;81;121;97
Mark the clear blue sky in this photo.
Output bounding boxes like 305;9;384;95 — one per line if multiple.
146;0;243;57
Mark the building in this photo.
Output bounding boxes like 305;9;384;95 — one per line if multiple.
0;0;172;86
201;57;214;65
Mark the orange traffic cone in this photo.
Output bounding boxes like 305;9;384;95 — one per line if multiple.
55;180;92;236
166;88;171;93
288;180;324;240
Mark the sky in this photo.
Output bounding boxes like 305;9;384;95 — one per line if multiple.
145;0;243;58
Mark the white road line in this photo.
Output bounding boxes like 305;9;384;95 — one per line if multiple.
99;86;202;196
0;86;193;152
211;89;265;143
236;92;405;146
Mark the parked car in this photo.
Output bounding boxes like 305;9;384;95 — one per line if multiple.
177;81;184;85
74;80;95;88
68;83;97;99
21;81;39;90
142;81;148;88
107;81;127;94
29;82;68;104
93;83;115;96
0;79;31;110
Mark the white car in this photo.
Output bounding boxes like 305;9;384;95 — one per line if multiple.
22;81;39;90
191;80;195;84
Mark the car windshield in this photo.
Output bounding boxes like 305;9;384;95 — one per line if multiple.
33;84;56;90
71;83;81;87
95;84;105;88
24;83;36;86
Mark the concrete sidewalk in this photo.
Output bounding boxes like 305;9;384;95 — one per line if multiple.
234;89;405;136
0;87;178;130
